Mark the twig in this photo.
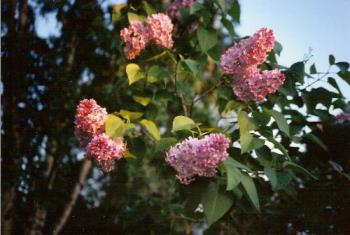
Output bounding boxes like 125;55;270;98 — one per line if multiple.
302;66;332;91
173;60;189;116
52;160;92;235
189;79;225;116
170;214;205;223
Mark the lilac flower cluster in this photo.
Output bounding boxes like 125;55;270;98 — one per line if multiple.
120;13;173;60
220;28;286;103
166;0;194;21
74;99;126;172
86;133;126;172
335;112;350;124
120;21;151;60
165;133;230;184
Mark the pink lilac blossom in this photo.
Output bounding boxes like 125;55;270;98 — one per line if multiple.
220;27;285;102
74;99;107;135
232;67;285;103
166;0;194;20
146;13;174;49
220;28;275;75
165;133;230;184
120;21;151;60
86;133;126;172
335;112;350;124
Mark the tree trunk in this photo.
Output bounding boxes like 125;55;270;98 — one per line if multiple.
1;187;17;235
27;26;77;234
2;1;26;234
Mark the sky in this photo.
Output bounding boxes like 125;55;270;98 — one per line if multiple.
34;0;350;95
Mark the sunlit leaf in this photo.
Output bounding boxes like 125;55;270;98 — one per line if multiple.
124;150;137;159
119;110;143;120
133;96;151;106
141;0;153;15
105;114;125;139
126;64;144;85
140;119;160;141
172;116;196;132
112;4;127;22
127;12;145;22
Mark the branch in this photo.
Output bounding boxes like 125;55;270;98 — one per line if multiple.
301;65;332;91
189;79;225;116
52;160;92;235
173;60;189;116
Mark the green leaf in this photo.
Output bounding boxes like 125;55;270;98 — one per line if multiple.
274;41;283;56
133;96;151;106
228;0;240;23
207;46;222;62
265;109;290;137
147;65;169;83
217;0;234;12
305;133;328;151
140;119;160;141
336;62;350;72
238;111;260;153
172;116;196;132
224;157;252;172
221;17;235;36
119;110;143;121
310;63;317;74
327;77;342;95
225;100;244;113
337;71;350;86
202;183;233;226
263;134;291;160
289;61;305;83
155;137;178;152
141;0;153;15
190;2;203;14
329;54;335;65
127;12;145;22
283;161;317;180
240;174;260;211
222;159;243;191
264;167;292;191
182;58;199;76
197;27;218;52
123;123;136;134
105;114;125;138
302;87;340;112
124;150;137;159
112;4;127;22
126;64;144;85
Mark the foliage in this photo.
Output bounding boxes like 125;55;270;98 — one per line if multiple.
2;0;350;234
